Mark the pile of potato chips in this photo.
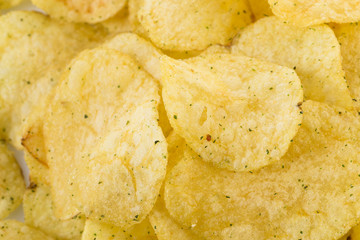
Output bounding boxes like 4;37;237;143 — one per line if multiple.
1;0;360;239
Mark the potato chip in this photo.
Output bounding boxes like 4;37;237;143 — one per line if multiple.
31;0;127;23
0;142;24;220
43;48;167;227
248;0;273;20
161;53;303;171
128;0;148;37
101;7;132;36
0;220;54;240
82;218;156;240
232;16;353;109
165;100;360;239
24;183;84;240
0;0;21;9
24;153;50;186
332;23;360;111
0;11;105;149
137;0;252;51
269;0;360;27
350;224;360;240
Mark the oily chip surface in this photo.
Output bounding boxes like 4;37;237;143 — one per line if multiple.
165;100;360;240
161;53;303;171
0;220;54;240
43;48;167;227
137;0;252;51
232;16;353;109
268;0;360;27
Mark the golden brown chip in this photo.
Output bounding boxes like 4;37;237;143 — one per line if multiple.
165;100;360;240
0;143;24;220
24;153;50;186
44;48;167;228
248;0;273;20
0;0;21;9
161;53;303;171
31;0;127;23
268;0;360;27
232;16;353;109
137;0;252;51
0;220;54;240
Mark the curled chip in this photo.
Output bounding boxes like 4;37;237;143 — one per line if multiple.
82;218;156;240
0;11;104;149
24;153;50;186
248;0;273;20
232;16;353;109
268;0;360;27
0;143;24;220
0;220;54;240
0;0;21;9
161;53;303;171
43;48;167;227
31;0;127;23
137;0;252;51
332;23;360;111
165;100;360;240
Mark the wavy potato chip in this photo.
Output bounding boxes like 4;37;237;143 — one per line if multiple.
0;0;21;9
24;153;50;186
24;183;85;240
82;218;156;240
232;16;353;109
165;100;360;240
31;0;126;23
0;220;54;240
161;54;303;171
248;0;273;20
43;48;167;227
0;11;104;149
269;0;360;27
0;143;24;220
137;0;252;51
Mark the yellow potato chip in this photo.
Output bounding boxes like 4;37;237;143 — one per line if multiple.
128;0;148;37
43;48;167;227
269;0;360;27
0;142;25;220
137;0;252;51
101;7;132;36
24;153;50;186
332;23;360;111
0;220;54;240
32;0;127;23
232;16;353;109
82;218;156;240
161;53;303;171
0;0;21;9
248;0;273;20
350;224;360;240
165;100;360;240
0;11;105;149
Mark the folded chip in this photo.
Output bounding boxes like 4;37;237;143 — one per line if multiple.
161;53;303;171
0;142;25;220
43;48;167;227
23;183;85;240
165;100;360;240
232;16;353;110
31;0;127;23
0;0;21;9
268;0;360;27
248;0;273;20
0;220;54;240
137;0;252;51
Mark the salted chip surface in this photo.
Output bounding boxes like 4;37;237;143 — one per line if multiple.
24;183;85;240
24;153;50;186
0;11;104;149
32;0;127;23
269;0;360;27
165;100;360;240
0;0;21;9
43;48;167;227
232;16;353;109
137;0;252;51
0;143;24;220
161;54;303;171
332;23;360;111
0;220;54;240
82;218;156;240
248;0;273;20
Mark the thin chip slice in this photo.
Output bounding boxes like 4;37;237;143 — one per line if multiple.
101;7;132;36
0;11;105;149
0;220;54;240
82;218;157;240
0;0;21;9
161;54;303;171
0;143;24;219
165;100;360;240
24;183;85;240
269;0;360;27
248;0;273;20
137;0;252;51
31;0;127;23
43;48;167;227
24;153;50;186
332;23;360;111
232;16;353;109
